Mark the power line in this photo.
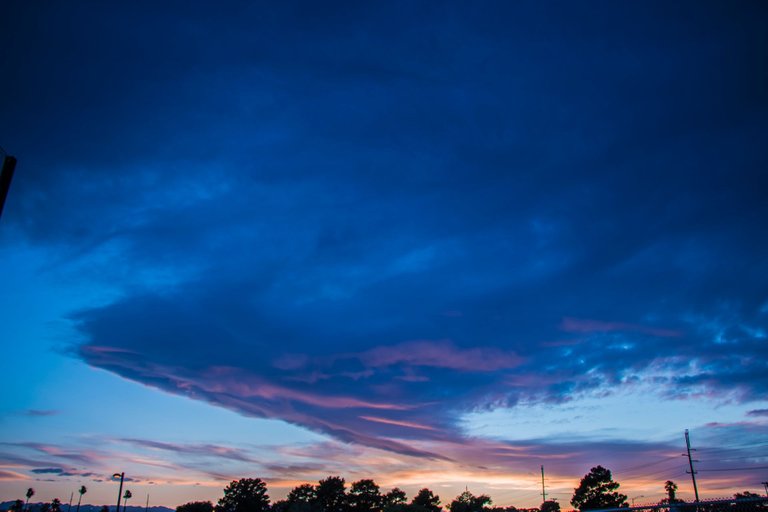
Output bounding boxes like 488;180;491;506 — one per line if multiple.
701;454;768;462
696;443;768;455
632;464;688;481
616;459;687;481
615;455;682;474
698;466;768;472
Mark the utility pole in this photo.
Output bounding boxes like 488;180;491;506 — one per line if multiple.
684;429;700;503
0;151;17;220
541;465;547;503
761;481;767;497
113;473;125;512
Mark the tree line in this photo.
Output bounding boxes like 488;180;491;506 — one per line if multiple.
171;466;698;512
6;466;764;512
177;467;765;512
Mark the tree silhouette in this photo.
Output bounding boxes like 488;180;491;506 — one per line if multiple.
11;500;25;512
76;486;88;512
733;492;767;512
272;502;291;512
40;503;51;512
123;490;133;512
51;499;62;512
410;489;441;512
216;478;270;512
177;502;214;512
540;501;560;512
289;485;318;505
349;480;382;512
382;489;407;512
735;492;762;500
571;466;627;511
448;491;491;512
100;506;110;512
285;484;318;512
25;488;35;512
315;476;347;512
661;481;680;505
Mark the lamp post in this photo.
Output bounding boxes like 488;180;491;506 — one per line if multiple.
113;473;125;512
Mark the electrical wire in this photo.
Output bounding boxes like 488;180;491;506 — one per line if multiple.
696;443;768;455
616;458;687;480
698;466;768;472
614;455;682;475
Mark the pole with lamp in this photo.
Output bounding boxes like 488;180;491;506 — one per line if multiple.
113;473;125;512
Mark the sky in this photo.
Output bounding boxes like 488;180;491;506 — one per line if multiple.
1;1;768;509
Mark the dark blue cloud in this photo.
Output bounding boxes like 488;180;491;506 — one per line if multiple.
2;0;767;460
30;468;64;474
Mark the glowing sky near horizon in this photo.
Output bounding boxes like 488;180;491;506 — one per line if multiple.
1;1;768;509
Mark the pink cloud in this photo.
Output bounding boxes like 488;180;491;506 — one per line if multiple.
0;469;28;481
360;340;523;371
560;317;683;337
82;345;137;354
197;369;412;410
359;416;437;431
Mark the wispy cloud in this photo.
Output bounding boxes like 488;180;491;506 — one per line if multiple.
560;318;682;338
118;438;260;464
357;340;523;372
0;470;28;481
22;410;60;417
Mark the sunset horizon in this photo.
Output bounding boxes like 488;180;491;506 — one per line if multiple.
1;1;767;510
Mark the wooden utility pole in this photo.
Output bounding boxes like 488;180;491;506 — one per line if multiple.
684;429;700;502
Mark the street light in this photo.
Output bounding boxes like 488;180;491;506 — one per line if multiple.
112;473;125;512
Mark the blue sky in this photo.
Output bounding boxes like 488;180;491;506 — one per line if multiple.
1;1;767;508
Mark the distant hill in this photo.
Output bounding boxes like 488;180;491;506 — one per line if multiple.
1;503;174;512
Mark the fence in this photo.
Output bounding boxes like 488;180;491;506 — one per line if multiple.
585;497;768;512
